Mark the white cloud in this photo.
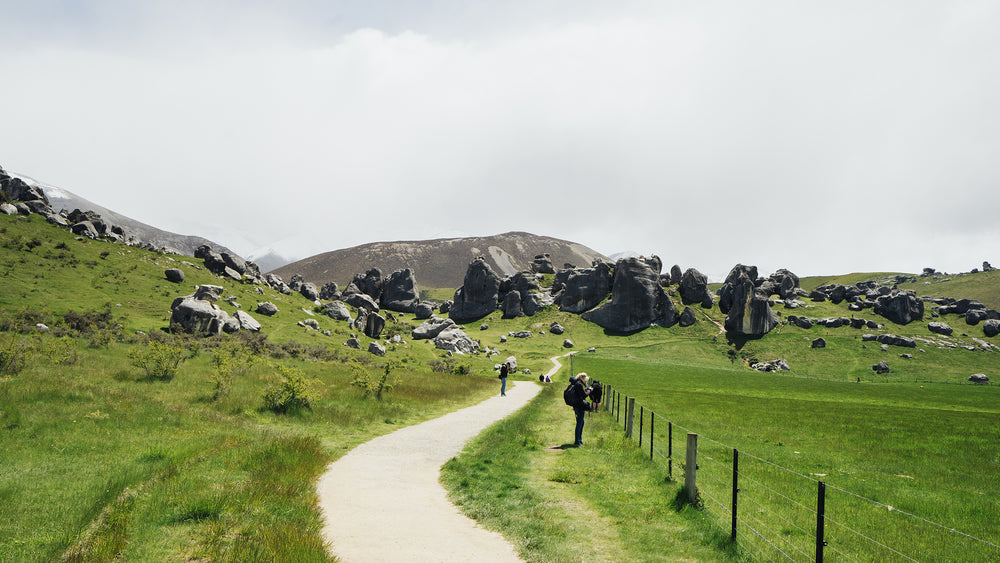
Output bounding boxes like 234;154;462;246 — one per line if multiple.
1;1;998;280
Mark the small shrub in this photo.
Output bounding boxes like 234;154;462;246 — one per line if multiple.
352;361;396;400
129;340;186;380
210;340;262;400
0;335;30;376
262;364;317;414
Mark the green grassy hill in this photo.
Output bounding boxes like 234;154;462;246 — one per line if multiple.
2;213;998;562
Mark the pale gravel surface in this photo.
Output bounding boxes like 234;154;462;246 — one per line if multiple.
317;354;572;562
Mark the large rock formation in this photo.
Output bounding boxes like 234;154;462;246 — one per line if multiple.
554;262;613;314
169;285;236;335
449;258;501;323
581;257;668;333
718;264;779;337
873;292;924;325
353;268;384;301
382;268;419;313
678;268;713;307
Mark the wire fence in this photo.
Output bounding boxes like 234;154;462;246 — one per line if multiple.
599;383;1000;562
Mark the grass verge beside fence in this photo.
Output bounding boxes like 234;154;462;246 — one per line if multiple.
441;382;741;562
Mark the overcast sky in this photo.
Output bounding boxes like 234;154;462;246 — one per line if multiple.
2;1;998;281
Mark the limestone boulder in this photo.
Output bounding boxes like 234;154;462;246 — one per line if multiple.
555;262;612;314
873;292;924;325
169;285;232;335
450;258;501;323
364;313;386;339
382;268;420;313
678;268;712;307
300;282;320;302
983;319;1000;338
165;269;185;283
353;268;384;301
414;302;434;320
319;282;341;301
581;257;664;333
345;292;380;313
234;310;261;332
928;322;953;336
322;301;353;322
412;317;457;340
718;264;779;337
434;328;480;354
256;302;279;316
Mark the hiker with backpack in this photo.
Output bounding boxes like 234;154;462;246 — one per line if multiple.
498;361;509;397
564;372;592;447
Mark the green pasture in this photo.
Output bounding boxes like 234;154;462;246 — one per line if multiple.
3;212;1000;561
569;351;1000;562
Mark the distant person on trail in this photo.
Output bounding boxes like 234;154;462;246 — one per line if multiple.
499;361;509;396
566;372;592;447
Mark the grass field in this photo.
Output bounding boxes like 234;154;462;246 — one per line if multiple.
3;212;999;561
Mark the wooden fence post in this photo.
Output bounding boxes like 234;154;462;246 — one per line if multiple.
668;422;673;480
649;413;655;461
685;433;698;504
731;449;739;541
816;481;827;563
625;398;635;438
639;406;644;447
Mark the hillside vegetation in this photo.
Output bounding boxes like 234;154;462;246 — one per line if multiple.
2;212;998;562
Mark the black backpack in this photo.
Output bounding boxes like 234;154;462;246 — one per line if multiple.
563;381;582;407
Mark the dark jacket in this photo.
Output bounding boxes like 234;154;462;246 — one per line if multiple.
499;363;509;378
568;377;590;409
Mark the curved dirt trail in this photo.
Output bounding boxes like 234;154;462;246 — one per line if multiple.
317;380;541;562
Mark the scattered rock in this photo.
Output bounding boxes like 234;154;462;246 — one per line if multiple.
752;359;790;372
563;339;574;348
345;337;361;349
927;322;953;336
165;268;185;283
678;307;697;327
509;331;532;338
414;302;434;320
969;373;989;384
233;310;261;332
873;361;890;374
412;317;457;340
434;327;480;354
322;301;353;322
345;293;380;313
549;322;565;335
256;302;279;316
364;313;386;339
368;342;386;356
984;319;1000;338
480;324;489;330
811;338;826;349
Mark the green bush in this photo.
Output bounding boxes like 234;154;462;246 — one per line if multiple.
0;335;30;376
262;364;317;414
352;362;396;400
129;340;187;380
210;339;262;400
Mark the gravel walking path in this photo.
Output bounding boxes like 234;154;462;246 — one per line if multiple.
317;354;573;562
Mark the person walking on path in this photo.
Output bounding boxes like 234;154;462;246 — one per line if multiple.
498;361;510;396
568;372;592;447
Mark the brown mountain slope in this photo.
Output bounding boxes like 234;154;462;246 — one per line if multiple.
270;232;609;289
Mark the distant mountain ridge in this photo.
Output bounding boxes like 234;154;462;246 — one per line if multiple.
13;172;239;258
271;232;609;289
